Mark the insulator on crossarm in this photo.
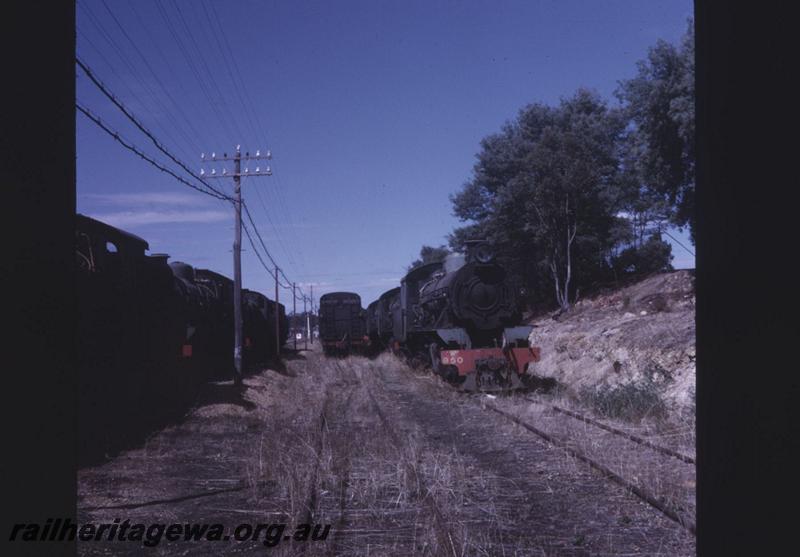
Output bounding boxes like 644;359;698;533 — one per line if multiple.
211;169;216;175
222;168;227;175
266;150;272;160
255;149;260;157
265;165;272;175
200;168;205;175
211;152;216;160
201;153;205;160
255;167;260;172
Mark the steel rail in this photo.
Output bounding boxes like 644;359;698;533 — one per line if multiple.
483;401;696;536
524;396;695;464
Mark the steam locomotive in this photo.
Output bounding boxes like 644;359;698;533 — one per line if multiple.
76;214;288;457
366;241;540;391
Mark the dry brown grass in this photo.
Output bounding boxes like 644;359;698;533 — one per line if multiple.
493;390;696;532
79;346;694;556
251;351;530;556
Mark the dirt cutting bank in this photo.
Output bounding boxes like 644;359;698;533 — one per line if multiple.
527;270;696;419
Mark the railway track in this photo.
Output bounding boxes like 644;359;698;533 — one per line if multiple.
366;387;462;557
481;397;697;536
523;395;695;464
295;360;361;556
323;361;360;557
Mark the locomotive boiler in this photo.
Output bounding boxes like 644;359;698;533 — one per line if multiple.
369;241;540;391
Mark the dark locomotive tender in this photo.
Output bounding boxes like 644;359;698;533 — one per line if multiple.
76;213;287;459
366;240;540;391
318;291;368;356
244;288;290;365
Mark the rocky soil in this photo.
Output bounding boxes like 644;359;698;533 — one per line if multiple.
527;270;696;419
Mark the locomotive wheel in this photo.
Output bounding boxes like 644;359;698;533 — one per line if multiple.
444;365;462;384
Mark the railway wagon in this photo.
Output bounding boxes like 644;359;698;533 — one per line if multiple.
319;292;368;356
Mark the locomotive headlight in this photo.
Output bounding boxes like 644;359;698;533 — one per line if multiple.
474;243;494;264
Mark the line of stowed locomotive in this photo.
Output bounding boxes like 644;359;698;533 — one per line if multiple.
319;241;541;391
76;214;289;453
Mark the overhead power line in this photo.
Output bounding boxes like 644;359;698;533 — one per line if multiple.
77;0;201;163
242;201;280;270
78;102;306;297
76;103;231;202
77;50;312;312
98;0;205;154
78;12;305;285
243;200;299;295
76;57;231;202
240;219;275;280
661;229;695;257
202;0;309;279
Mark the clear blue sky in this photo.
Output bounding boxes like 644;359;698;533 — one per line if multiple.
77;0;694;309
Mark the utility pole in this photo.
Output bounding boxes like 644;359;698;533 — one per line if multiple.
304;295;309;350
310;285;314;344
292;282;297;351
201;146;272;386
274;266;280;358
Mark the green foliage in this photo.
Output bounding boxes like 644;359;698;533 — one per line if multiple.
409;245;450;270
445;24;693;313
616;18;695;242
611;234;674;277
580;379;667;422
450;89;628;310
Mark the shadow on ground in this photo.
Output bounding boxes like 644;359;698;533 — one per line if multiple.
193;381;257;411
78;358;279;468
